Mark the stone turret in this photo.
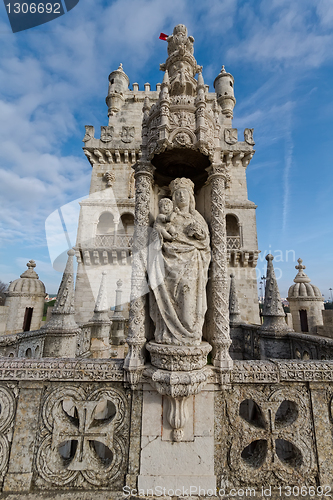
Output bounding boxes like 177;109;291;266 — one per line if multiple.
214;65;236;118
42;249;80;357
4;260;46;334
106;63;130;117
288;258;324;334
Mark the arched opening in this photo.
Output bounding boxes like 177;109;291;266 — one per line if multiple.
96;212;114;235
151;148;210;189
119;213;134;235
226;214;241;249
118;213;134;247
25;348;32;358
23;307;33;332
299;309;308;333
96;212;115;248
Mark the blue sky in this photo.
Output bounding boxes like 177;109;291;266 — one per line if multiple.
0;0;332;298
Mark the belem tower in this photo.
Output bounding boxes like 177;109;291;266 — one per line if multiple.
0;24;333;500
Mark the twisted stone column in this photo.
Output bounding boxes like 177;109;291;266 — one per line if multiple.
124;162;154;387
207;163;233;371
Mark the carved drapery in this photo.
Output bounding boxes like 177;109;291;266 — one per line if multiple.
208;163;233;372
124;162;154;388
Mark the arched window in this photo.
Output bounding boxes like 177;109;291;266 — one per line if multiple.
119;213;134;235
118;213;134;247
299;309;308;333
96;212;114;235
226;214;241;249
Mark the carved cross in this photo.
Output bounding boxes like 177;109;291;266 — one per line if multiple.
52;399;115;471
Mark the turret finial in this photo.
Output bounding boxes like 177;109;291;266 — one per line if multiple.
294;258;311;284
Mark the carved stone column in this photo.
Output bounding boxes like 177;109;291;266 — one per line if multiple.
124;161;154;388
207;163;233;372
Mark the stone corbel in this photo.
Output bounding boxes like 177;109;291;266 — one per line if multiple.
94;149;106;164
145;365;210;442
145;342;211;441
242;152;254;168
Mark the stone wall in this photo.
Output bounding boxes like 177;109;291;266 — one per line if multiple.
0;358;332;498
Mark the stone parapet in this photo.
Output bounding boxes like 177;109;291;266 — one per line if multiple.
0;358;331;496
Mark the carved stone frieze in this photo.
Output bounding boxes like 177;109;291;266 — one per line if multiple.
169;111;195;129
170;95;195;106
146;342;212;371
35;385;129;489
275;360;333;382
0;359;124;381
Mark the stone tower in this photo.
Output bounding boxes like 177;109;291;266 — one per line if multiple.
75;64;138;324
76;25;260;329
4;260;46;335
288;258;324;334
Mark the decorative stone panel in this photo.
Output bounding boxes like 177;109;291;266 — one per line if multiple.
34;383;130;490
215;384;318;489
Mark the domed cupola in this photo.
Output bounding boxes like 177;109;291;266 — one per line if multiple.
8;260;46;296
288;258;322;299
288;258;324;334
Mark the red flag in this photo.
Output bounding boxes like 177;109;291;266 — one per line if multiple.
159;33;168;41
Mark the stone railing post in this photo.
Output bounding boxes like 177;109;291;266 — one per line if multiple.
124;161;154;388
207;162;233;372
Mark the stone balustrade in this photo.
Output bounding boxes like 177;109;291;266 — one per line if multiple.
0;357;331;498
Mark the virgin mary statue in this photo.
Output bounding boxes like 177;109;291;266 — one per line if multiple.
148;177;211;345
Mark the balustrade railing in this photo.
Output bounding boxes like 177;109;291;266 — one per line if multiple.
95;234;133;248
227;236;241;250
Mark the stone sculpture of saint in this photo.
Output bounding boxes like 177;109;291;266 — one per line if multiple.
148;177;211;345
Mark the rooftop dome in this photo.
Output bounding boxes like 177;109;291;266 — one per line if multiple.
7;260;46;296
288;258;322;300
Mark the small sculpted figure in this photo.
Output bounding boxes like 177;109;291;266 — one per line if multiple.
149;177;211;346
154;198;177;242
167;24;194;56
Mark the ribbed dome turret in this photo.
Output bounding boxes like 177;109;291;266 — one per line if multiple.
288;258;322;299
7;260;46;296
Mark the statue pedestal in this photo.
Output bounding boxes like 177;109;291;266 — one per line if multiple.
146;341;212;371
145;341;212;442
